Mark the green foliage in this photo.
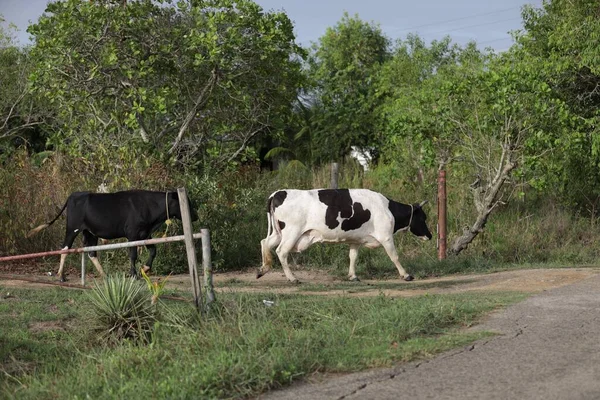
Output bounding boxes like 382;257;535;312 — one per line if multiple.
26;0;305;168
306;13;390;162
0;17;47;157
2;288;524;399
88;275;157;344
513;0;600;208
187;166;269;270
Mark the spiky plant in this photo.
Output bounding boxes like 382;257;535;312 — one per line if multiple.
88;274;157;344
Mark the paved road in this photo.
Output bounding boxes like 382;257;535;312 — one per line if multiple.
261;273;600;400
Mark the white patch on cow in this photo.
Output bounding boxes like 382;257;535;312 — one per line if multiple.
62;246;69;250
74;229;79;233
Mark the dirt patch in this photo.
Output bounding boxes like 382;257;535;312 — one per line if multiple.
160;267;600;298
29;320;65;333
1;279;56;289
2;267;599;298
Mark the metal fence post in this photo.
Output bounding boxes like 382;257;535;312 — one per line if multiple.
81;252;86;286
201;229;215;305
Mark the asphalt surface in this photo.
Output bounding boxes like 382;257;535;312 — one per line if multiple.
260;273;600;400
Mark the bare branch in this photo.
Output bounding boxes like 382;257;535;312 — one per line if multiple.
168;67;218;154
226;127;262;163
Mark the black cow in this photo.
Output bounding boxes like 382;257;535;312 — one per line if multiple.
27;190;198;281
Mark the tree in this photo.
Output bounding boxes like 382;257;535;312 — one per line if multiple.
514;0;600;214
381;40;575;255
0;16;46;157
307;13;390;163
27;0;305;169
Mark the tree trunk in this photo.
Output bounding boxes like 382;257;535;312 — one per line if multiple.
449;145;517;256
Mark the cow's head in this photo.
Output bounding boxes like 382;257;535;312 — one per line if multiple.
409;201;432;241
168;192;199;222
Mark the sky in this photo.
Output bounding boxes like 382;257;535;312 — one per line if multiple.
1;0;541;51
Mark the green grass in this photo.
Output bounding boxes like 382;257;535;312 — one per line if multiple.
0;287;90;384
0;285;527;399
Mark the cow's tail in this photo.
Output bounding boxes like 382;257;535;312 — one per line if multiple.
260;195;281;272
26;199;68;238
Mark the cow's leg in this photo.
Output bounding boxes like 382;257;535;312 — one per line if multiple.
57;230;79;282
380;239;413;281
82;231;105;278
275;238;301;284
142;244;156;275
128;246;139;279
258;233;281;279
348;244;360;281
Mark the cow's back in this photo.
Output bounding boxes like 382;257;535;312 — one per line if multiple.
270;189;394;240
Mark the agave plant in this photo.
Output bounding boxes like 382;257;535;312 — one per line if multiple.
88;274;157;344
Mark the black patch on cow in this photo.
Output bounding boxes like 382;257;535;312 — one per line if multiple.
318;189;371;231
341;202;371;231
268;190;288;212
387;198;411;233
278;220;286;230
318;189;354;229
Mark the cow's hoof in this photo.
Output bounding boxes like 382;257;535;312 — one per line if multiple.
404;275;414;282
256;270;264;280
349;276;360;282
141;266;151;274
59;276;67;283
290;279;301;285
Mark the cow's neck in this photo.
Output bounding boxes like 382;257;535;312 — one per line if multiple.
151;193;171;231
388;199;413;233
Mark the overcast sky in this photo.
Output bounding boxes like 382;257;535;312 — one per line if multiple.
1;0;540;51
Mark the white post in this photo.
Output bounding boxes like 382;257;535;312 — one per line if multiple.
201;229;215;305
81;252;86;286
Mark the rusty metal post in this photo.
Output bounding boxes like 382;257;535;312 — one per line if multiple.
437;169;447;260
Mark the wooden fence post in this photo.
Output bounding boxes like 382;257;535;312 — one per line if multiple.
201;229;215;305
331;162;339;189
177;187;203;311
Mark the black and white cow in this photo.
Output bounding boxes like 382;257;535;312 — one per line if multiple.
258;189;432;283
27;190;198;281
